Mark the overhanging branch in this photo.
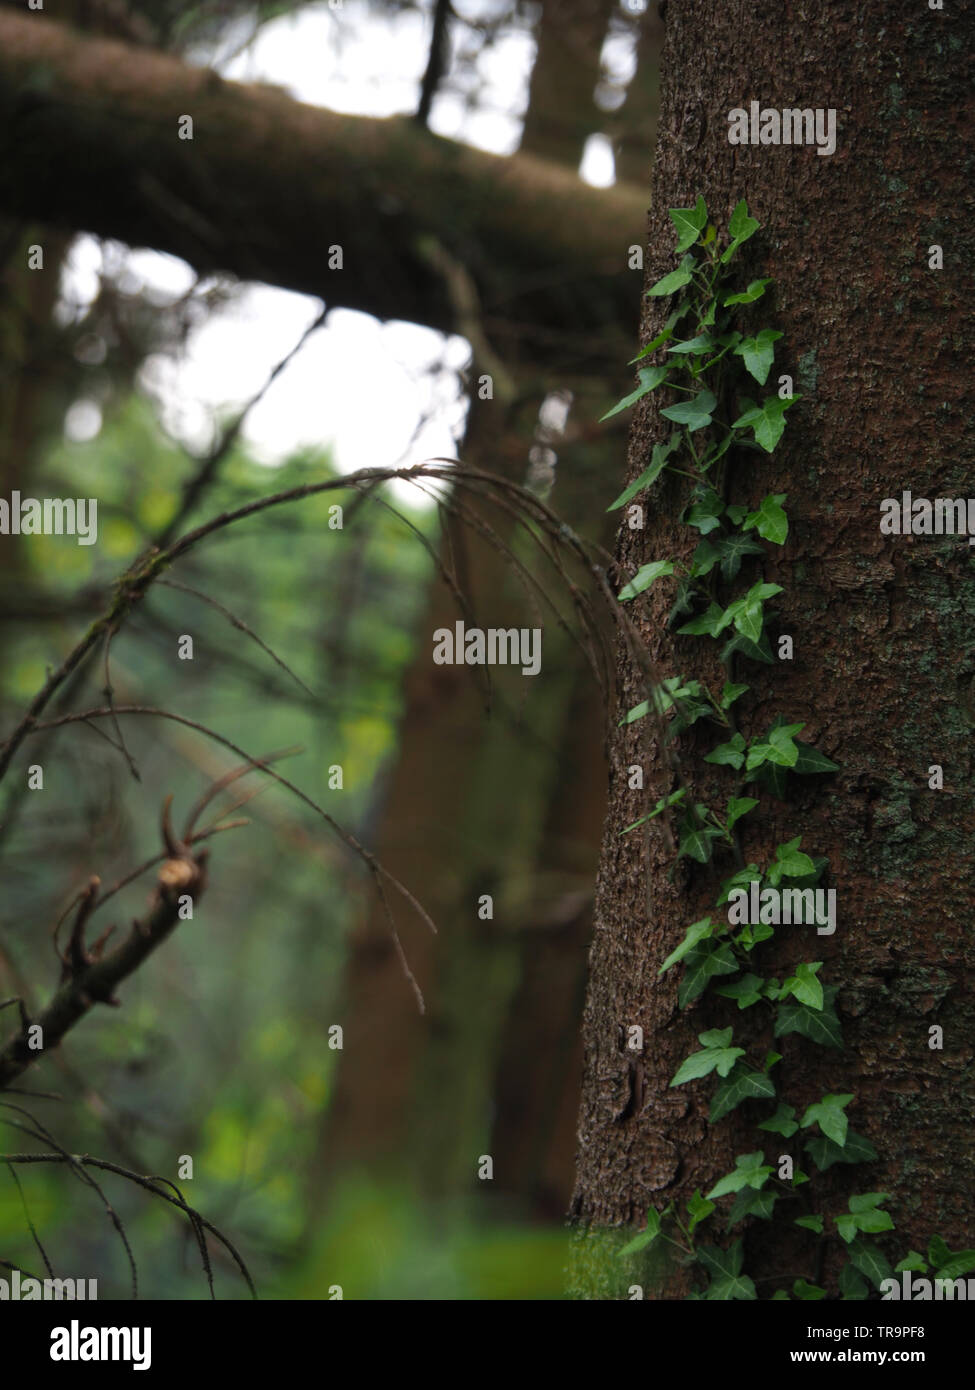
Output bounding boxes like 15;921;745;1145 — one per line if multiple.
0;13;646;361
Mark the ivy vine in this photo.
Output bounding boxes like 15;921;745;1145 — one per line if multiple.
606;196;972;1301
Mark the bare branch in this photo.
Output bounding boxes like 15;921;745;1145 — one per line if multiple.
0;813;214;1091
157;579;317;699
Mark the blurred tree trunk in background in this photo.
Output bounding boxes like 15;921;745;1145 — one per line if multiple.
570;0;975;1296
613;4;664;187
314;0;662;1220
0;230;72;584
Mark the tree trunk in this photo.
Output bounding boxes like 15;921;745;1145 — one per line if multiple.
313;0;651;1221
571;0;974;1298
520;0;615;167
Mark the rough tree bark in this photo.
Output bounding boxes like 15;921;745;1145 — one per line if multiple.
571;0;974;1297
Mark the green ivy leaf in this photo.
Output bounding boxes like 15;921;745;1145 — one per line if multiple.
714;974;764;1010
709;1063;775;1121
748;760;789;797
725;796;758;831
621;700;649;725
724;581;783;644
677;602;728;637
671;701;713;733
734;329;783;386
629;310;685;362
743;492;789;545
780;961;824;1011
688;539;721;578
707;1152;772;1200
806;1129;877;1172
606;433;681;511
654;676;700;711
687;1190;716;1236
618;1206;661;1257
758;1103;799;1138
659;917;714;974
792;741;841;774
678;821;723;863
723;277;772;306
705;1273;757;1300
936;1252;975;1279
668;332;715;356
851;1208;895;1236
793;1279;827;1300
776;995;844;1050
841;1198;895;1247
895;1251;928;1274
621;787;686;834
773;832;811;865
704;732;746;769
725;1187;777;1228
671;1029;745;1086
720;682;749;710
717;863;761;905
618;559;676;601
849;1192;890;1213
838;1263;869;1300
669;196;708;253
835;1212;860;1243
732;394;800;452
801;1093;855;1147
661;388;717;432
795;1214;824;1235
696;433;732;474
928;1238;975;1278
720;628;775;665
849;1239;894;1291
928;1235;952;1269
601;365;670;421
677;941;737;1007
698;1240;743;1278
647;266;693;298
733;597;765;643
711;531;766;581
721;200;760;263
747;723;804;773
684;488;725;534
736;920;775;950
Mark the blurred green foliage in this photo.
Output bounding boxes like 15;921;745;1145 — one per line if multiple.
0;388;457;1297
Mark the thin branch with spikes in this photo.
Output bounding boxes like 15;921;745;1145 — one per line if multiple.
2;1101;138;1297
101;623;140;782
156;579;317;700
1;1148;256;1298
21;706;439;948
0;457;681;985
